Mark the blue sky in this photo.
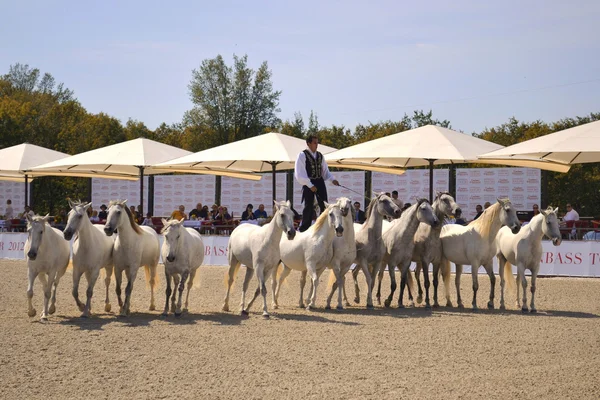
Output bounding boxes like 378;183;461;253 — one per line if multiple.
2;1;599;135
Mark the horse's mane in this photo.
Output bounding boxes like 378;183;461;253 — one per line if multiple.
109;200;142;234
468;201;502;238
311;204;332;235
363;193;382;226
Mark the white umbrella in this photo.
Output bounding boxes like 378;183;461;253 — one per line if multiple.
478;120;600;168
30;138;260;216
155;132;338;203
325;125;505;202
0;143;70;203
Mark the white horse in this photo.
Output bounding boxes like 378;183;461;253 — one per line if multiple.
63;200;115;317
496;207;561;312
223;200;296;317
411;192;461;308
440;198;521;309
274;201;345;310
383;199;439;308
25;214;70;321
344;193;402;308
161;218;205;316
104;200;160;316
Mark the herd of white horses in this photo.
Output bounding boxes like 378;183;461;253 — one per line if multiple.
23;192;562;321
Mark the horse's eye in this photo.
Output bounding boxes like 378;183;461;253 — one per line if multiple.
78;214;82;219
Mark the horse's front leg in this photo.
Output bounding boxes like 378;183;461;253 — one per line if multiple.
420;258;432;309
175;270;189;316
470;262;480;310
253;264;270;318
184;268;197;312
40;271;55;321
82;268;101;318
114;267;124;309
519;266;529;313
104;264;113;312
27;268;39;318
334;265;344;310
530;268;538;313
455;263;464;308
498;255;507;310
274;264;292;308
163;270;172;316
351;266;361;304
298;270;307;308
306;266;319;310
72;266;86;312
384;261;396;308
415;262;424;304
171;274;180;313
122;268;138;317
398;263;411;308
148;265;158;311
271;266;279;309
376;264;385;306
484;261;495;309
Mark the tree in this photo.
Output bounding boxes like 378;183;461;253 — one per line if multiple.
409;109;451;129
186;54;281;145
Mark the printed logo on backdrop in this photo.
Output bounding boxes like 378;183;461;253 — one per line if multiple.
469;178;481;185
469;170;481;177
483;170;496;176
469;187;481;193
511;170;524;176
527;178;539;184
484;178;495;185
469;194;483;202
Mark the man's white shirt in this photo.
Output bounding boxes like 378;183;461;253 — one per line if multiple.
294;149;335;187
563;209;579;222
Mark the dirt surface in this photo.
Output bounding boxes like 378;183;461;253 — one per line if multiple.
1;259;599;399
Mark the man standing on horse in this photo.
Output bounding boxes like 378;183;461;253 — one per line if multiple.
294;135;339;232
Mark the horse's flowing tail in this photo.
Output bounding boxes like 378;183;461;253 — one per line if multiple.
502;260;516;295
326;269;337;291
144;265;159;289
275;262;289;285
223;262;241;288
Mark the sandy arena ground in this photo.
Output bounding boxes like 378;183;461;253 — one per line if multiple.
0;259;599;399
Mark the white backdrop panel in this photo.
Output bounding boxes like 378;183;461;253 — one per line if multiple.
293;171;365;209
153;175;215;217
372;169;449;204
0;181;28;217
221;173;287;218
92;177;148;213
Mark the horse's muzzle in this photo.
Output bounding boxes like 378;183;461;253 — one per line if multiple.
394;209;402;218
552;237;562;246
335;226;344;237
27;251;37;260
454;207;462;216
104;226;114;236
63;230;73;241
511;224;521;234
166;255;175;262
286;230;296;240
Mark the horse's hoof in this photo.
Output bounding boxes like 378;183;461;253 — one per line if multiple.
366;304;374;310
384;299;391;308
119;309;127;317
105;303;112;313
432;302;440;308
487;302;495;310
336;305;344;311
416;295;423;304
408;301;415;308
241;310;249;316
499;305;506;311
472;305;479;311
222;305;229;312
183;308;188;313
28;309;37;317
530;308;537;313
305;305;314;311
40;316;48;322
272;304;279;310
49;305;56;315
353;297;360;304
77;303;85;312
521;307;529;313
298;303;305;309
344;302;351;307
325;305;331;310
425;304;432;310
262;313;270;319
398;304;405;309
445;301;453;308
174;311;182;317
149;304;156;311
457;303;464;309
80;313;89;318
161;312;168;317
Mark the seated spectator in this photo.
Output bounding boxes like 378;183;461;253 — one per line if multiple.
213;206;232;225
401;203;411;213
473;204;483;220
189;202;208;220
89;210;100;223
484;201;491;210
210;204;219;220
170;205;187;221
23;205;34;218
391;190;404;210
98;204;108;220
141;212;155;227
563;203;579;223
254;204;268;219
454;209;467;225
353;202;366;223
202;205;210;219
241;204;256;221
532;204;540;216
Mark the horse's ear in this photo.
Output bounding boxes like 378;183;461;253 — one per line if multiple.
540;208;547;217
273;200;279;210
161;218;168;226
123;199;128;205
68;199;74;208
179;218;184;223
436;190;441;198
84;202;92;210
42;214;50;223
553;207;559;214
286;200;291;208
323;201;330;208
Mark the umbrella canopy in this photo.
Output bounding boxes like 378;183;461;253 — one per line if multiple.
0;143;70;204
478;120;600;168
325;125;505;202
155;132;338;202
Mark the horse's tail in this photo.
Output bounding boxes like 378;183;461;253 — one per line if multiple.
223;262;241;287
66;260;73;271
275;262;288;286
144;265;159;290
502;259;516;295
326;269;337;292
440;257;452;300
406;268;415;295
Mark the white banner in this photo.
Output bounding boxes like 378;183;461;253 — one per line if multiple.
456;167;540;220
0;180;29;218
2;232;598;277
0;233;230;266
222;173;287;218
293;171;365;209
153;175;216;218
372;169;449;204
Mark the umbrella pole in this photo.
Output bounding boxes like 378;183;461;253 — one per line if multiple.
272;162;277;204
139;166;144;221
24;174;29;207
427;159;436;203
